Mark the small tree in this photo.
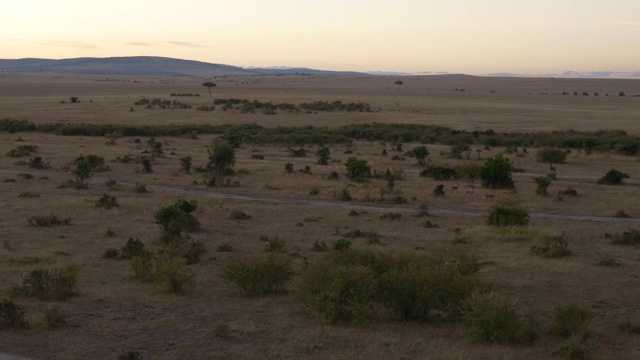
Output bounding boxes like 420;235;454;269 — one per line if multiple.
345;157;371;181
479;154;514;189
202;82;216;96
394;80;403;89
316;146;331;165
207;141;236;175
72;156;92;189
534;176;552;195
407;146;429;165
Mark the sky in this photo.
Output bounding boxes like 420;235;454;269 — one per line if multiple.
2;0;639;75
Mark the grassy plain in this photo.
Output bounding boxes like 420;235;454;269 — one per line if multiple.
0;73;639;359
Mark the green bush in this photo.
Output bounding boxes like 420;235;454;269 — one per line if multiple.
345;157;371;181
479;154;515;189
611;228;640;246
154;257;195;294
332;239;352;251
154;199;199;243
316;146;331;165
420;166;453;181
221;254;294;296
407;146;429;165
531;235;571;258
379;251;487;322
298;262;377;322
96;193;119;209
461;292;522;343
433;184;445;196
534;176;552;195
45;306;67;329
553;335;598;360
536;148;568;163
207;140;236;175
0;299;28;329
597;168;629;185
28;214;71;227
130;253;157;283
552;302;592;338
120;238;146;259
13;266;79;301
486;199;529;226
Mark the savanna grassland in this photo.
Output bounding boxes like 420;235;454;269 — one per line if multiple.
0;73;639;360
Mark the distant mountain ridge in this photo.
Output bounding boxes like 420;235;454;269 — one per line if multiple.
0;56;365;77
0;56;637;79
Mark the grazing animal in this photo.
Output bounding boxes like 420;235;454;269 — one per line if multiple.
451;186;459;193
484;194;496;201
549;163;556;173
143;207;149;216
465;190;474;196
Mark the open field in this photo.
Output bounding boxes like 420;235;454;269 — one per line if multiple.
1;73;640;359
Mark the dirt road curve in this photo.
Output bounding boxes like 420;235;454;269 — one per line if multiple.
92;177;640;225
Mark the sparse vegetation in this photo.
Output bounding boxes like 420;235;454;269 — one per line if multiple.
13;266;79;301
221;254;294;296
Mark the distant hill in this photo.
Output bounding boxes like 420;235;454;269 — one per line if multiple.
0;56;256;76
0;56;365;77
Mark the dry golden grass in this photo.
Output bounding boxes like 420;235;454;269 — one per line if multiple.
1;74;640;359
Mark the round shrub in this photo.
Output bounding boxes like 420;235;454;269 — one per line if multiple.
486;199;529;226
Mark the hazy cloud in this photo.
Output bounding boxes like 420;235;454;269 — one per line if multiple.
166;41;208;48
127;41;152;47
616;21;640;27
39;41;97;50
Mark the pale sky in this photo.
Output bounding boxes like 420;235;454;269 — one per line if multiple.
2;0;639;74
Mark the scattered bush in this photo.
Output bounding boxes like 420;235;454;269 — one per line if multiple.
553;335;597;360
461;292;522;344
216;243;233;252
102;248;119;259
380;213;402;220
311;240;328;252
332;239;352;251
486;199;528;226
534;176;552;195
130;252;157;283
154;199;199;243
596;253;621;267
284;163;294;173
559;187;578;196
406;146;429;165
614;210;631;218
211;323;231;339
154;257;195;294
336;187;352;201
552;303;592;338
597;169;629;185
96;193;119;209
264;238;286;253
28;214;71;227
0;299;28;329
530;235;571;258
13;266;79;301
118;351;143;360
611;228;640;246
18;191;40;198
316;146;331;165
207;140;236;176
432;184;445;196
536;148;568;163
6;144;38;157
120;238;146;259
221;254;294;296
345;157;371;181
45;306;67;329
229;210;252;220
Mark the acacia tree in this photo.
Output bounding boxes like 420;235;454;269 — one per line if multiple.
202;82;217;96
394;80;403;89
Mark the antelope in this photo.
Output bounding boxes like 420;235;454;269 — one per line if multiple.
465;189;474;196
451;186;459;193
143;207;149;216
549;163;556;173
484;193;496;201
